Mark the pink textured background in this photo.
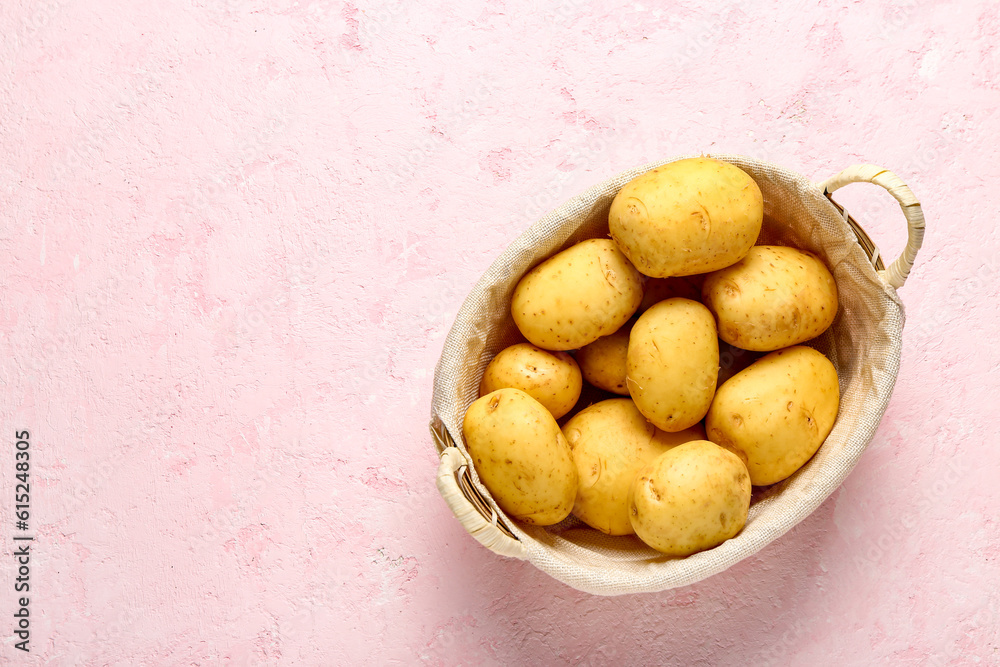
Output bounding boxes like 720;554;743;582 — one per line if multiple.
1;0;998;664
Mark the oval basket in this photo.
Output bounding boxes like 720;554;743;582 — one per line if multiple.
430;155;925;596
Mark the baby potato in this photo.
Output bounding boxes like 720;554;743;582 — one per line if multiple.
563;399;705;535
609;157;763;278
463;388;578;526
628;440;751;556
702;245;839;352
511;239;643;351
479;343;582;419
627;298;719;432
706;346;840;486
574;321;633;395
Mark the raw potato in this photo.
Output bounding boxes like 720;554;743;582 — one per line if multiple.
706;346;840;486
511;238;643;351
574;321;633;395
702;245;839;352
609;157;763;278
463;388;578;526
628;440;751;556
479;343;582;419
563;399;706;535
627;298;719;432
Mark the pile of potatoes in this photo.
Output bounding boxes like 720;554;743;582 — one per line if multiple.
463;157;841;557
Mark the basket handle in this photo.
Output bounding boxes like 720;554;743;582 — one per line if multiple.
817;164;925;290
436;447;527;560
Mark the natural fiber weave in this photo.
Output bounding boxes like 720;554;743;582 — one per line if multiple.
431;154;907;595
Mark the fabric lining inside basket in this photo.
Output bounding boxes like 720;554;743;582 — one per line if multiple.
431;154;904;595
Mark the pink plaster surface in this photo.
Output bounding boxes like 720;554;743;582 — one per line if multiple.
0;0;998;664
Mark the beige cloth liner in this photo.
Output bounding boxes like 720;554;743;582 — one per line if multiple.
431;154;905;596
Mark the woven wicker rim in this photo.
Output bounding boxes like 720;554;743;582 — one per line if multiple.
827;195;885;271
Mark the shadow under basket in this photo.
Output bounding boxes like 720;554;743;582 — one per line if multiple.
430;155;925;596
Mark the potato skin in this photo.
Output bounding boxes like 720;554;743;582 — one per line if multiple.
479;343;583;419
706;346;840;486
463;388;578;526
628;440;751;556
609;157;763;278
702;245;839;352
511;239;643;351
627;298;719;432
574;321;633;395
563;399;705;535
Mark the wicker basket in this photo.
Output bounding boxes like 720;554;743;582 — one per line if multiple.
430;155;924;595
